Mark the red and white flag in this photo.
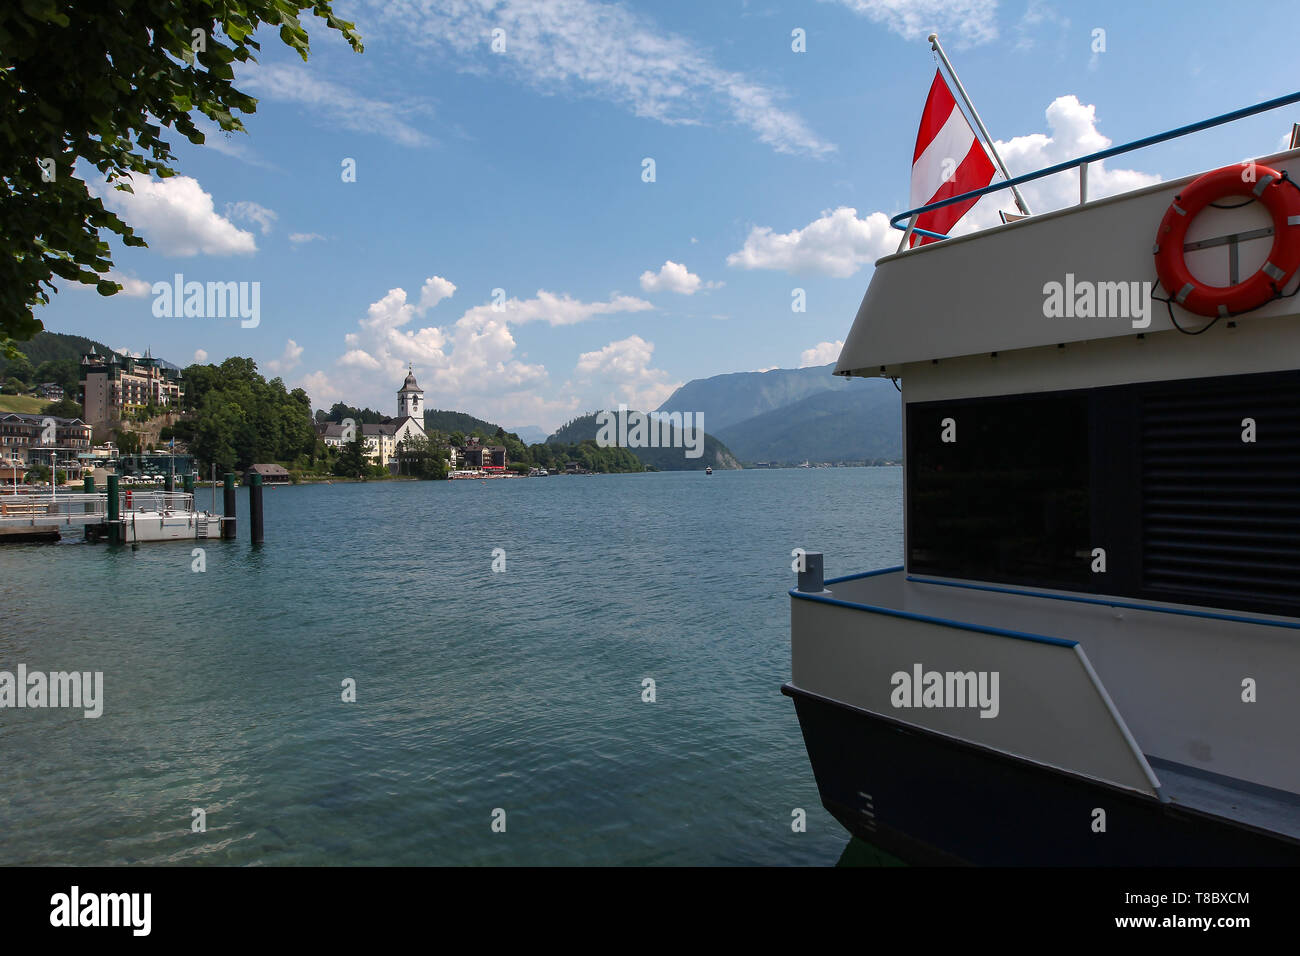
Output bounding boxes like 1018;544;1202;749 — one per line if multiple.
909;69;996;246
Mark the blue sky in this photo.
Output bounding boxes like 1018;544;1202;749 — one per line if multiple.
40;0;1300;432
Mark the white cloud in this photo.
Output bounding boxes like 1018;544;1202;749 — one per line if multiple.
97;174;257;256
727;207;898;277
1014;0;1069;52
359;0;833;156
417;276;457;314
322;278;653;429
299;370;341;411
339;348;383;370
111;273;153;297
65;270;151;297
827;0;1000;45
574;335;681;411
225;200;277;235
194;349;209;364
639;260;720;295
454;290;654;328
728;94;1160;276
266;339;304;375
949;95;1162;235
289;232;325;244
800;340;844;367
242;63;434;147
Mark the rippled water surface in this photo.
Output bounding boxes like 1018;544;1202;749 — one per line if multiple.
0;467;902;865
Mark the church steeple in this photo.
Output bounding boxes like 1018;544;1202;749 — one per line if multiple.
398;363;423;420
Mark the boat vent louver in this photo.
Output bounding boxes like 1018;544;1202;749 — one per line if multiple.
1142;377;1300;613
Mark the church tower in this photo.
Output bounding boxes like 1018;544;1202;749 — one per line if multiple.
398;364;423;420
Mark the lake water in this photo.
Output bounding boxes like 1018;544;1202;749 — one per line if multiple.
0;467;903;865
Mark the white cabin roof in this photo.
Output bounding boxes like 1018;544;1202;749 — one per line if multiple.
836;147;1300;377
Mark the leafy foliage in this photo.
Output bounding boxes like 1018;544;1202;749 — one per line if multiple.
3;351;35;384
183;357;315;473
423;408;505;436
40;396;82;418
526;438;644;474
395;436;448;480
0;331;113;374
33;358;80;394
318;402;387;425
0;1;363;344
332;431;367;478
548;412;738;471
114;428;141;455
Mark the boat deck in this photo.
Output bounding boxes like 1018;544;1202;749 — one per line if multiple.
791;567;1300;833
1151;757;1300;843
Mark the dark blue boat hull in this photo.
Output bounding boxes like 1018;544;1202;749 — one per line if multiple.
784;684;1300;866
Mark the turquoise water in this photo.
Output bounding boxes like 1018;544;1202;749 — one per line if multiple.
0;467;902;865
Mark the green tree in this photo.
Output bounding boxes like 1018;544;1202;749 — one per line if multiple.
6;351;35;386
114;429;141;455
0;2;363;349
326;401;386;424
160;420;197;443
33;358;79;392
334;432;366;478
41;397;82;418
397;436;448;480
179;357;316;472
180;362;221;411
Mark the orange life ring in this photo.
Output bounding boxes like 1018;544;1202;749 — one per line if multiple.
1153;164;1300;318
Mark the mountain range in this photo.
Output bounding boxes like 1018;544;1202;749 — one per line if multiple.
653;364;902;464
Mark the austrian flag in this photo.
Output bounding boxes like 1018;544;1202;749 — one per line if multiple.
910;70;997;246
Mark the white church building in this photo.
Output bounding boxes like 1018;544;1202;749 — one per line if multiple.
318;366;428;467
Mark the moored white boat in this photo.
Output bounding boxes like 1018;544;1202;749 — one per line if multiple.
784;87;1300;864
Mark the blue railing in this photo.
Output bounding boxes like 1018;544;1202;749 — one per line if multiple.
892;89;1300;244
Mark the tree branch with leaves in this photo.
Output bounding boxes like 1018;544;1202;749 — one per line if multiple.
0;1;363;353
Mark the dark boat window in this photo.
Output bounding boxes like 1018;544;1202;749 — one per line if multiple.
1138;372;1300;615
904;369;1300;617
907;392;1091;589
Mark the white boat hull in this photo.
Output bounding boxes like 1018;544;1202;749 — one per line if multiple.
125;510;222;542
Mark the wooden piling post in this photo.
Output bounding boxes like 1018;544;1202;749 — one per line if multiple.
249;471;264;544
222;472;237;539
107;474;120;544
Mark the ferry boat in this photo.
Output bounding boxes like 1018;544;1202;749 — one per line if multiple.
783;91;1300;864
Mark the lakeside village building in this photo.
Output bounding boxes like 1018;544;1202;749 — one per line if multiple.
1;348;194;481
315;368;508;474
3;360;502;481
0;414;93;473
80;347;184;435
0;413;191;481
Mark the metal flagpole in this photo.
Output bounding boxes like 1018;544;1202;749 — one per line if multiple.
928;33;1031;216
